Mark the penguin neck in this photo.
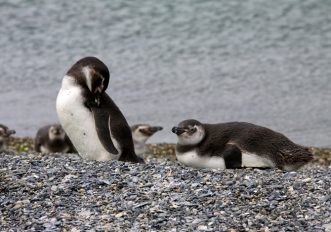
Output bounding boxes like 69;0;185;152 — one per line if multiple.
61;75;76;89
133;134;149;143
176;130;207;153
49;138;65;146
49;132;65;140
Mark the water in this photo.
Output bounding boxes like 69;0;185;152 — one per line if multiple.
1;0;331;146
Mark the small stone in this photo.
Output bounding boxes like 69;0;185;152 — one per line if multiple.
115;212;126;218
198;225;208;230
0;145;330;231
323;223;331;232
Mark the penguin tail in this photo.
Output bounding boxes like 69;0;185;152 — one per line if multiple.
276;146;314;171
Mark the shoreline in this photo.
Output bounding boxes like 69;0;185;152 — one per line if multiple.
6;136;331;166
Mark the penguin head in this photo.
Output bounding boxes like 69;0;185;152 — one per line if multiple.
67;57;110;95
48;124;66;140
0;124;15;142
172;119;205;145
131;124;163;143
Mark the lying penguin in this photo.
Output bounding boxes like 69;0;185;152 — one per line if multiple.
56;56;143;163
131;124;163;158
0;124;15;151
172;119;313;171
34;124;76;154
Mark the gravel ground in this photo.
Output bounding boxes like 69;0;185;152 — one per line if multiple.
1;152;330;232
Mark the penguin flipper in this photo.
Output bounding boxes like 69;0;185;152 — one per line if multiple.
91;107;119;155
34;136;42;152
65;136;77;153
35;143;41;152
221;144;243;169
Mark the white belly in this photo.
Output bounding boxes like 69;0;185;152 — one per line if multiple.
56;78;119;161
176;150;226;169
40;145;70;154
241;152;275;168
176;150;275;169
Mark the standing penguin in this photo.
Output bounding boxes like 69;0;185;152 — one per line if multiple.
56;57;143;163
34;124;76;154
131;124;163;157
172;119;313;171
0;124;15;151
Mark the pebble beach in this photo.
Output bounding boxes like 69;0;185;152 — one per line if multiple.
1;1;331;231
1;138;331;231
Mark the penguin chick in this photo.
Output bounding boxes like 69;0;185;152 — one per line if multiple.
0;124;15;150
34;124;76;154
172;119;313;171
131;124;163;157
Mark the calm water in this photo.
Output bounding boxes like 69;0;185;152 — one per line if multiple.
1;0;331;146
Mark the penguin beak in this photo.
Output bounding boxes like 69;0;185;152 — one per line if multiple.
7;130;15;136
149;126;163;133
54;130;61;136
171;127;186;135
139;126;163;136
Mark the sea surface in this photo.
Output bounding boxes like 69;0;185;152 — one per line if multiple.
0;0;331;146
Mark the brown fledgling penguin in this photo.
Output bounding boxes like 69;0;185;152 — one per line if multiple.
172;119;313;171
34;124;76;154
56;56;143;163
0;124;15;150
131;124;163;158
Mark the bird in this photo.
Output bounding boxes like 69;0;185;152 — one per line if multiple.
172;119;313;171
131;124;163;157
34;124;76;153
0;124;15;151
56;56;143;163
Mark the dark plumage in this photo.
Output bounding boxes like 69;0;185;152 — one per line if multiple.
88;95;143;163
131;124;163;137
0;124;15;150
172;119;313;170
34;124;76;153
57;56;143;163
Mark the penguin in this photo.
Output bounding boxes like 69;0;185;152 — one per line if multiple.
0;124;15;151
131;124;163;157
56;56;143;163
34;124;76;154
171;119;313;171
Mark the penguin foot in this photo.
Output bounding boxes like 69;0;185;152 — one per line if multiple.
119;154;145;164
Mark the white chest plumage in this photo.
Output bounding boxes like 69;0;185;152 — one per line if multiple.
56;76;120;161
133;141;146;158
176;150;226;169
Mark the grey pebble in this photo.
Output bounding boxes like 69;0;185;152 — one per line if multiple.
0;152;330;231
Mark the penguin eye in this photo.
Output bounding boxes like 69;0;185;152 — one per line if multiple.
188;127;196;133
